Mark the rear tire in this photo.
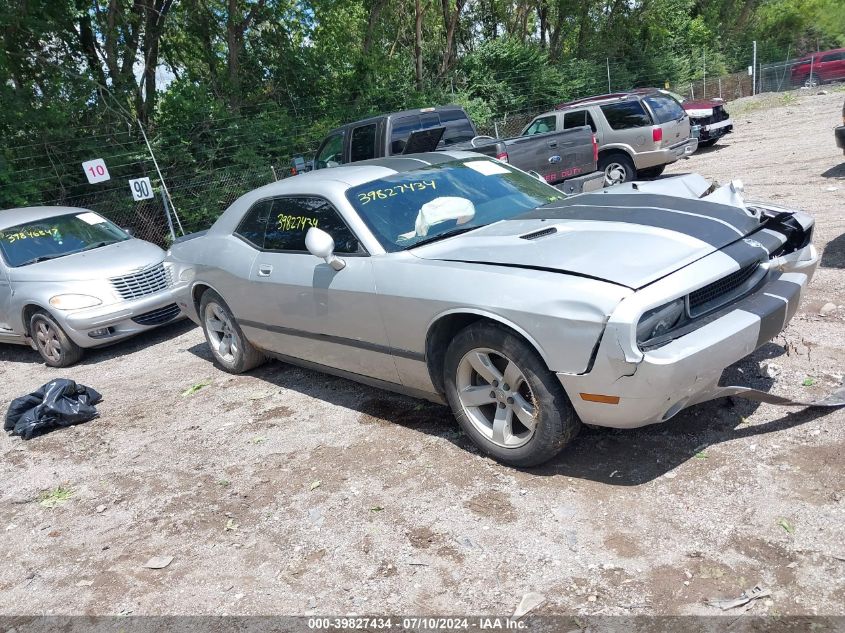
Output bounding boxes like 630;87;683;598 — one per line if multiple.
803;74;820;88
598;152;636;185
199;290;265;373
637;164;666;179
443;322;580;467
30;311;84;368
697;139;718;148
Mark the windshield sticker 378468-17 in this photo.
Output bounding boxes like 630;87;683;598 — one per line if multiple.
0;227;59;243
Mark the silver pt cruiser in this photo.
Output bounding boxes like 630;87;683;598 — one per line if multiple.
167;151;819;467
0;207;184;366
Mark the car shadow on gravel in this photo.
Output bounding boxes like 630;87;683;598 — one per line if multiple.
820;163;845;179
821;232;845;268
0;318;195;367
186;341;835;485
531;343;838;484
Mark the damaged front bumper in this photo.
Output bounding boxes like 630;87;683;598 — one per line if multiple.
557;237;821;429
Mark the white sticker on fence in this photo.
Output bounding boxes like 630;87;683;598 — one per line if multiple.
82;158;110;184
77;212;107;225
128;176;154;201
464;160;510;176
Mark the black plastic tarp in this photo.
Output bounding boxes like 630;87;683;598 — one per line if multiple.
4;379;102;440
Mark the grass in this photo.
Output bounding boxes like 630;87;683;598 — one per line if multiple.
39;486;74;508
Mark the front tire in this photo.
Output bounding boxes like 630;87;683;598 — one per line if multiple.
199;290;265;373
697;138;718;148
30;311;84;367
443;322;580;467
598;152;636;185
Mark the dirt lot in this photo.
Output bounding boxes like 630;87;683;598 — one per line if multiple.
1;88;844;618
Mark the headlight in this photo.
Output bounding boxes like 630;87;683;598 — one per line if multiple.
636;299;685;344
179;266;195;282
49;294;102;310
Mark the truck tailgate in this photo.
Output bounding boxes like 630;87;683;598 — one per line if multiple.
501;126;595;185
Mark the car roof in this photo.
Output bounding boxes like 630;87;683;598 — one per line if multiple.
326;104;468;135
796;47;845;61
0;206;93;231
556;90;659;110
248;150;483;194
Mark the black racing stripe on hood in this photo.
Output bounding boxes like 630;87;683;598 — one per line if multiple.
575;192;763;234
516;204;741;247
719;238;771;267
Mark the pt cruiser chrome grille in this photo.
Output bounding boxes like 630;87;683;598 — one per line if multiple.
110;262;172;300
688;262;760;317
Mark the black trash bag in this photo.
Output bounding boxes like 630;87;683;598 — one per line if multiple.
4;379;102;440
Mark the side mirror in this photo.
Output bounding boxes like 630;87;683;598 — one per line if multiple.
305;227;346;271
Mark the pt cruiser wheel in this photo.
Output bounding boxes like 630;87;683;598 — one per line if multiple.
444;322;580;467
199;290;265;373
30;311;84;368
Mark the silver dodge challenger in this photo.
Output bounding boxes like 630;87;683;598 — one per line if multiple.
0;206;185;366
167;151;819;466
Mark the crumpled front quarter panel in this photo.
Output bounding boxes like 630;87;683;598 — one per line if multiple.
372;255;631;391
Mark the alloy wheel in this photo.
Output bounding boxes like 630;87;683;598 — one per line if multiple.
204;302;239;364
604;162;628;185
455;347;538;448
34;319;62;364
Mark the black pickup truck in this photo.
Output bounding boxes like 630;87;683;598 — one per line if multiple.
312;105;603;195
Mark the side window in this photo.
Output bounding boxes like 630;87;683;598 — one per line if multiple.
524;115;556;135
264;197;361;254
350;124;377;162
600;101;652;130
234;199;272;248
562;110;597;132
316;133;343;169
821;52;844;62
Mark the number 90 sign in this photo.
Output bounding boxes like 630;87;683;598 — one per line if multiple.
128;177;154;201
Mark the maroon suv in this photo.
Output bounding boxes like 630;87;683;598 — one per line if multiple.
791;48;845;87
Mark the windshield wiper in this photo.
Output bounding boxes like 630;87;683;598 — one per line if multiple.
407;226;483;249
18;253;68;266
82;240;119;252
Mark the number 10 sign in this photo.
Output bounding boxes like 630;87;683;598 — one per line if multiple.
128;177;154;201
81;158;111;184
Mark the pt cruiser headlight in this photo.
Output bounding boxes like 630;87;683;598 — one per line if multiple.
49;294;102;310
636;299;685;345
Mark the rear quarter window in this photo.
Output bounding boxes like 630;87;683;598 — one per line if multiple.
600;101;652;130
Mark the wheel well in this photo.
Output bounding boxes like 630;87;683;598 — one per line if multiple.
598;148;633;163
192;284;211;311
21;304;44;335
425;313;545;395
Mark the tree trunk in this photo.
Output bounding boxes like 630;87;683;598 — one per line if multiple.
414;0;424;91
439;0;464;76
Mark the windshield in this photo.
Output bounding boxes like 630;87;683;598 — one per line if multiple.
346;159;565;251
0;212;129;267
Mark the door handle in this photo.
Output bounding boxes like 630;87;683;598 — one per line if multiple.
258;264;273;277
548;140;558;148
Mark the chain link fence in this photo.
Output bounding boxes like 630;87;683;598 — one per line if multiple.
7;45;844;243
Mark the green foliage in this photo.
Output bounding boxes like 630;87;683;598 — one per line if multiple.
1;0;843;234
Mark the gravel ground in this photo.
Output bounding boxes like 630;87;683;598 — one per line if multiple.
1;88;844;618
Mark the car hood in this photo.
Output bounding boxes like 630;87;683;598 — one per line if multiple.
682;99;725;110
411;188;765;289
9;238;165;282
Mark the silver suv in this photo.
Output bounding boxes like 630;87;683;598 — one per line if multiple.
522;91;699;185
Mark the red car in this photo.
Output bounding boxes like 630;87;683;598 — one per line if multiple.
791;48;845;87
